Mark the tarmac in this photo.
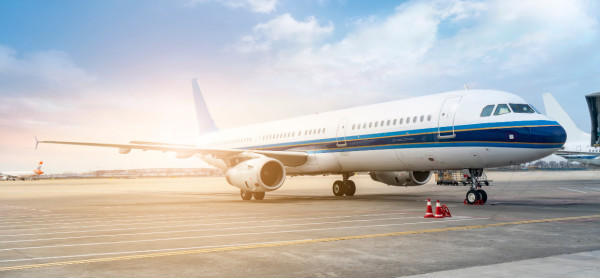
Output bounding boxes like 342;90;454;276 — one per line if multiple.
0;171;599;277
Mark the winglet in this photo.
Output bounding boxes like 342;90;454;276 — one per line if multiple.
35;136;39;150
191;79;218;135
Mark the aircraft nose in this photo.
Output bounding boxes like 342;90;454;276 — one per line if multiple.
531;120;567;148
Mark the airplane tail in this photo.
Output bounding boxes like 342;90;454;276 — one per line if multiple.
191;79;218;135
542;93;589;144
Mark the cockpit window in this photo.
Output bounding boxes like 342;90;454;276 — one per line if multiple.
480;105;495;117
494;104;511;115
529;104;541;114
509;104;536;113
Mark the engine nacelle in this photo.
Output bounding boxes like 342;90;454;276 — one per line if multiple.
369;171;432;186
225;157;286;192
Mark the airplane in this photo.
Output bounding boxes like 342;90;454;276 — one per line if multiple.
38;80;566;203
543;93;600;167
1;161;44;181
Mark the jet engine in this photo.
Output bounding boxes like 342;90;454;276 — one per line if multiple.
369;171;432;186
225;157;286;192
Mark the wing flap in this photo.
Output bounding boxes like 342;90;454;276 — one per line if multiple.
38;140;308;167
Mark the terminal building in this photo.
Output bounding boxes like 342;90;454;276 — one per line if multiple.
585;92;600;146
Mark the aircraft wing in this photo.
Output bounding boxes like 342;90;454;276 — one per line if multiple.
555;150;600;156
38;140;308;167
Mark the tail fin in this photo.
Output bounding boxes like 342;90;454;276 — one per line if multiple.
191;79;218;135
542;93;589;144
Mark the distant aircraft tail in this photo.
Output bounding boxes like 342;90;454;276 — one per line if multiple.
191;79;218;135
542;93;589;144
35;161;44;175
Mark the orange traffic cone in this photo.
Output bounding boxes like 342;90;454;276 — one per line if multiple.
424;198;434;218
434;200;445;218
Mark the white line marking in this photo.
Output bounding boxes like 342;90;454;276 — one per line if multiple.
557;187;587;193
0;212;411;235
0;217;476;253
0;239;306;263
0;211;270;226
583;187;600;191
0;215;425;244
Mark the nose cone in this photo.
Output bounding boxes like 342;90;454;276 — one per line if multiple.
532;120;567;149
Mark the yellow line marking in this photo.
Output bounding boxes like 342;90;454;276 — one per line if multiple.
1;214;597;272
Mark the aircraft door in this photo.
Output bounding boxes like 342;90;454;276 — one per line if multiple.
438;96;462;139
336;119;348;147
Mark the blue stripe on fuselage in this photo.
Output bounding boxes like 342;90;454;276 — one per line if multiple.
239;120;565;153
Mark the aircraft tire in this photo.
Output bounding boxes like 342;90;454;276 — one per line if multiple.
465;189;480;204
345;180;356;196
478;190;487;203
240;190;253;200
332;180;346;196
253;192;265;200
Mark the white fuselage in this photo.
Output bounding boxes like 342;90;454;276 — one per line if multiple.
1;170;42;180
198;90;566;175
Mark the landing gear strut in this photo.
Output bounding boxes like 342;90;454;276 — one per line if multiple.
464;168;487;205
332;173;356;197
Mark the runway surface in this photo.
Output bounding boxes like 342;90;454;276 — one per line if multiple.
0;171;599;277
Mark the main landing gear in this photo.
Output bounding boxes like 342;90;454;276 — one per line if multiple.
464;168;487;205
240;190;265;201
332;173;356;197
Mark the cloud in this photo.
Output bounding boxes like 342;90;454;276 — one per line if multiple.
0;44;96;89
234;13;334;52
0;44;99;131
231;0;599;111
187;0;278;13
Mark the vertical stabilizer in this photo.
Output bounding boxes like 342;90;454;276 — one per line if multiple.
191;79;218;135
542;93;589;144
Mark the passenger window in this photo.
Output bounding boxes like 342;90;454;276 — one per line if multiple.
420;115;424;122
374;122;378;127
480;105;495;117
399;118;403;124
393;119;397;125
352;124;355;130
380;120;384;126
494;104;511;115
413;116;417;123
387;120;390;126
406;117;410;124
427;115;432;121
509;104;536;113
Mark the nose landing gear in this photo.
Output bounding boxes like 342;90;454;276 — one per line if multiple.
464;168;487;205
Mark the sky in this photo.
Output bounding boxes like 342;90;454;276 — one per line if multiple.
1;0;599;173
